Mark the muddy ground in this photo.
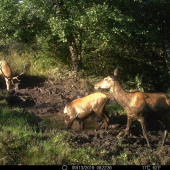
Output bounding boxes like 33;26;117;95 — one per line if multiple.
2;75;170;165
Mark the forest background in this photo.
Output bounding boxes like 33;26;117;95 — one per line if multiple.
0;0;170;93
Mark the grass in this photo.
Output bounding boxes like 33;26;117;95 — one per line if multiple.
0;101;112;165
106;103;125;115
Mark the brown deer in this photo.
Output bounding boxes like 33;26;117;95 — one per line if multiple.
61;92;110;130
0;60;24;90
94;67;170;148
62;91;86;128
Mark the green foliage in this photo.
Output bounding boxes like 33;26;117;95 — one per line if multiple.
0;0;170;91
107;103;125;115
0;1;19;39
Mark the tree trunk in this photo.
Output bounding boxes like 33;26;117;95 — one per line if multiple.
163;40;170;84
69;40;81;73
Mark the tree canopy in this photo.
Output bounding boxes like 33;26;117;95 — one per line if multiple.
0;0;170;92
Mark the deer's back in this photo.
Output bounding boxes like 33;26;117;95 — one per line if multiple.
66;93;108;118
69;93;107;108
127;92;170;109
145;93;170;109
125;92;170;120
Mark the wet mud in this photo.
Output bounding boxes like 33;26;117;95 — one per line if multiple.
3;76;170;165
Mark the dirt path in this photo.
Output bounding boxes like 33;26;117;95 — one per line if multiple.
5;76;170;165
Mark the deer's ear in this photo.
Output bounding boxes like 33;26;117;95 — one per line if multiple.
108;72;115;80
114;67;119;76
71;94;78;101
108;69;118;80
61;94;67;103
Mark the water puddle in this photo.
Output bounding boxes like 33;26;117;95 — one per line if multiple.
40;114;67;129
39;114;99;131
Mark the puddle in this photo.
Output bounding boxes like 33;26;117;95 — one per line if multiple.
40;114;67;129
39;114;99;131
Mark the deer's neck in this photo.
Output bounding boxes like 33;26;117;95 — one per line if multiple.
111;81;131;109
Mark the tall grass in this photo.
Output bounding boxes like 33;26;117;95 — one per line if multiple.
0;49;56;76
0;48;85;84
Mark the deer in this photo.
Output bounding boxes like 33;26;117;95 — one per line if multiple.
62;91;86;128
61;92;110;130
94;67;170;148
0;60;25;90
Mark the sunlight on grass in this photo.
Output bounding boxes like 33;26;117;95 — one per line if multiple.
1;106;108;165
0;92;126;165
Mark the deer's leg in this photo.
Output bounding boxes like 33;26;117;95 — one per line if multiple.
103;108;110;130
103;116;109;130
98;111;109;130
97;121;104;129
103;110;110;123
119;117;132;136
139;116;151;148
102;112;109;130
162;129;168;147
76;119;84;130
81;119;84;129
5;78;10;91
125;117;132;135
67;117;76;129
160;113;169;147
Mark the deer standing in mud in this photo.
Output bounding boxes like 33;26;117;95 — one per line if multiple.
0;60;24;90
94;67;170;148
61;93;110;130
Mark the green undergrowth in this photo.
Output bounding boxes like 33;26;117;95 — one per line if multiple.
107;103;126;115
0;95;112;165
0;49;101;93
0;107;104;165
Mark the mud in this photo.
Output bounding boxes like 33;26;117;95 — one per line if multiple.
3;75;170;165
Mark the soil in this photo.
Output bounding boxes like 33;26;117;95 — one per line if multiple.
2;75;170;165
